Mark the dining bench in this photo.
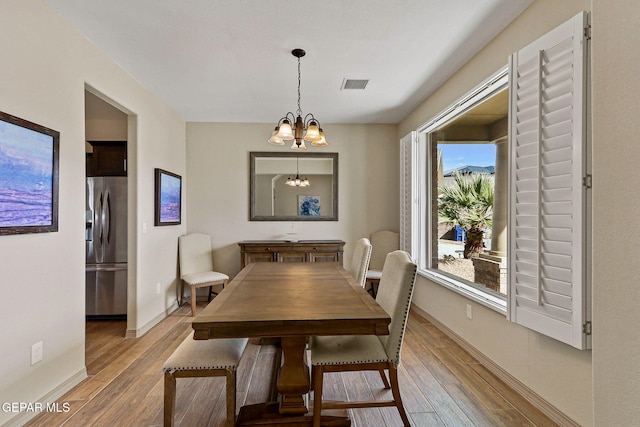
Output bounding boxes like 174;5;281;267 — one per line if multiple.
162;331;249;427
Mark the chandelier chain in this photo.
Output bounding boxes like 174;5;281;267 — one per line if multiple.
296;56;302;117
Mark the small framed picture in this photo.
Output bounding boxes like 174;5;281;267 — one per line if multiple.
0;111;60;236
298;195;321;216
154;168;182;226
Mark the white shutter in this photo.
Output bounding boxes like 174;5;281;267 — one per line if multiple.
508;11;591;349
400;131;418;259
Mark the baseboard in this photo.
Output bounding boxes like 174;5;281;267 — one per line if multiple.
2;368;87;427
410;304;580;427
125;302;180;338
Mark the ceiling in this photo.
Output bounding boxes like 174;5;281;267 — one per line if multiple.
45;0;531;124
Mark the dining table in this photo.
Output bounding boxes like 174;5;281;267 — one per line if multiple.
191;261;391;426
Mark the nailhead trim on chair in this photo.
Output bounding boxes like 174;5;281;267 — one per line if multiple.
389;264;417;367
313;357;390;366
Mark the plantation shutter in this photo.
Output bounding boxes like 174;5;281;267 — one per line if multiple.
400;131;418;260
508;11;591;349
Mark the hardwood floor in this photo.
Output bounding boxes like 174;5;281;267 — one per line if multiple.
26;304;558;427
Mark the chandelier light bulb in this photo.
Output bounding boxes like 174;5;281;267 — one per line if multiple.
311;128;328;146
268;127;285;145
276;120;294;140
291;140;307;150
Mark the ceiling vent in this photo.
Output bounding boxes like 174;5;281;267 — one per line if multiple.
340;79;369;90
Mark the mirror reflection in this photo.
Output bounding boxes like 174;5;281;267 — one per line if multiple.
250;152;338;221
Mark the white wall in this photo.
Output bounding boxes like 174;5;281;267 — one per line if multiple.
185;122;398;278
0;1;185;424
399;0;594;425
591;0;640;424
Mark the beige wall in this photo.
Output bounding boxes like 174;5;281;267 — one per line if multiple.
185;122;398;278
0;1;185;424
591;0;640;425
6;0;638;425
399;0;594;425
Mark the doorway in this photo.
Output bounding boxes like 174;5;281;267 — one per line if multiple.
84;88;135;339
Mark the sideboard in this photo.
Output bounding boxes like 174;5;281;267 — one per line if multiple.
238;240;345;269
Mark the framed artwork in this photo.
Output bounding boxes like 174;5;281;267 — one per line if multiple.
298;195;321;216
0;111;60;236
154;168;182;226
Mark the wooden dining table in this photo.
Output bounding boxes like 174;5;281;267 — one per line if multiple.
192;261;391;426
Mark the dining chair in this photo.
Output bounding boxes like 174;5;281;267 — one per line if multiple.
347;238;372;288
178;233;229;317
365;230;399;297
162;332;249;427
310;250;417;427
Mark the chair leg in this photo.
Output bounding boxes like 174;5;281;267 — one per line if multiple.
388;365;411;427
179;281;185;306
163;371;176;427
367;279;379;298
312;365;324;427
379;368;391;389
190;285;197;317
226;368;236;427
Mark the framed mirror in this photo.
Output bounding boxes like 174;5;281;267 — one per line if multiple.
250;151;338;221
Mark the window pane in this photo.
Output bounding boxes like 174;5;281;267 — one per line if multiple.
427;89;509;296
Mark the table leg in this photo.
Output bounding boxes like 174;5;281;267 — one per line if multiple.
278;336;310;415
236;336;350;426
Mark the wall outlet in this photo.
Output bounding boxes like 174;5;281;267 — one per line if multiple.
142;222;148;234
31;341;43;365
466;304;473;320
156;282;161;294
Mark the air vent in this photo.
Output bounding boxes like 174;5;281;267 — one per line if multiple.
340;79;369;90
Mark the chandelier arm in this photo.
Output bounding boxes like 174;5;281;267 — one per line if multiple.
303;113;319;127
277;112;296;126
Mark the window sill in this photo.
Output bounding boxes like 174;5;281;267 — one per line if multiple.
417;268;507;314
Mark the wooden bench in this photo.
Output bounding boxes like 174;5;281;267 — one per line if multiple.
162;332;249;427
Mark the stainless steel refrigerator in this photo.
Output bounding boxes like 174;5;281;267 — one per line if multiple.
86;177;127;318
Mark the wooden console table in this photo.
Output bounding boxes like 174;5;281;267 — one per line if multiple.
238;240;345;269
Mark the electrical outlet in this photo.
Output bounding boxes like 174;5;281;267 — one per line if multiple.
142;222;148;234
31;341;43;365
466;304;473;320
156;282;161;294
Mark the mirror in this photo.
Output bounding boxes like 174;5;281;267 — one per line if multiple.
250;152;338;221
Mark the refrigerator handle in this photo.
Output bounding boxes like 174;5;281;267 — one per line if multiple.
104;190;111;244
97;191;104;245
85;210;93;241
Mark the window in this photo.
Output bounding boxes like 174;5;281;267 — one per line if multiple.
403;69;510;311
403;12;591;349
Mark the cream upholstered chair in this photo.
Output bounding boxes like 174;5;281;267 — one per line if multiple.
162;332;248;427
347;238;372;288
178;233;228;317
310;250;417;427
365;230;399;297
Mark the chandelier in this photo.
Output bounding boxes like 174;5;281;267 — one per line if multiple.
286;156;310;187
268;49;328;149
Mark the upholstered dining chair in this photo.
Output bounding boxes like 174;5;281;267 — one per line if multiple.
365;230;399;297
347;238;373;288
310;250;417;427
178;233;229;317
163;332;249;427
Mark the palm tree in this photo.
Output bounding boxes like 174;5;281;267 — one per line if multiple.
438;172;494;259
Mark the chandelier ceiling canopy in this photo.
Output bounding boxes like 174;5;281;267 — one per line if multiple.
268;49;328;149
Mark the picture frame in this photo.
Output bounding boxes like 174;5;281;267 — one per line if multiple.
0;111;60;236
298;195;321;216
154;168;182;226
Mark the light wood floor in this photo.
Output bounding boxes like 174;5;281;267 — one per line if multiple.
26;303;558;427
